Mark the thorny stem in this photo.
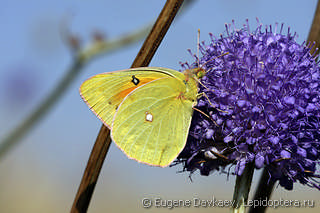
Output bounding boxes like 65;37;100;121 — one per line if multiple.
232;162;255;213
70;0;186;213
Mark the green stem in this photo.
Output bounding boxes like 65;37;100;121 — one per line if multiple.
248;168;275;213
232;162;255;213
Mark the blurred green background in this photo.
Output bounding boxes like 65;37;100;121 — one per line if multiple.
0;0;319;212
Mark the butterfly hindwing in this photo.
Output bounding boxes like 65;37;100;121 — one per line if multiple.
111;76;195;167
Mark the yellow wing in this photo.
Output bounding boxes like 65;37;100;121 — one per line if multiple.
80;67;182;128
111;76;197;167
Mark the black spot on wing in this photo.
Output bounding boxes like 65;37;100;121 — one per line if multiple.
131;75;140;86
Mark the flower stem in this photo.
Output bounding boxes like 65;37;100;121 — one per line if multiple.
248;168;275;213
232;162;255;213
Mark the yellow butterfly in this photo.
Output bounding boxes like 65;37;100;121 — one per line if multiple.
80;67;202;167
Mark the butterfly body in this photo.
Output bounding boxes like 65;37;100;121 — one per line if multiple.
80;67;199;167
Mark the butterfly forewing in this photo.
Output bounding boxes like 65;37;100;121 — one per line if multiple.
80;68;179;128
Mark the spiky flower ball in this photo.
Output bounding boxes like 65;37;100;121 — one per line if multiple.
177;21;320;190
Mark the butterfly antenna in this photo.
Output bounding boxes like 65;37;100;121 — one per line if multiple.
197;29;200;67
193;29;228;75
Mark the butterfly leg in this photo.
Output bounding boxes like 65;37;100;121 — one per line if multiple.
197;92;228;113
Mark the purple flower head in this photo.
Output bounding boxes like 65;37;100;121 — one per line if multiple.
176;20;320;190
